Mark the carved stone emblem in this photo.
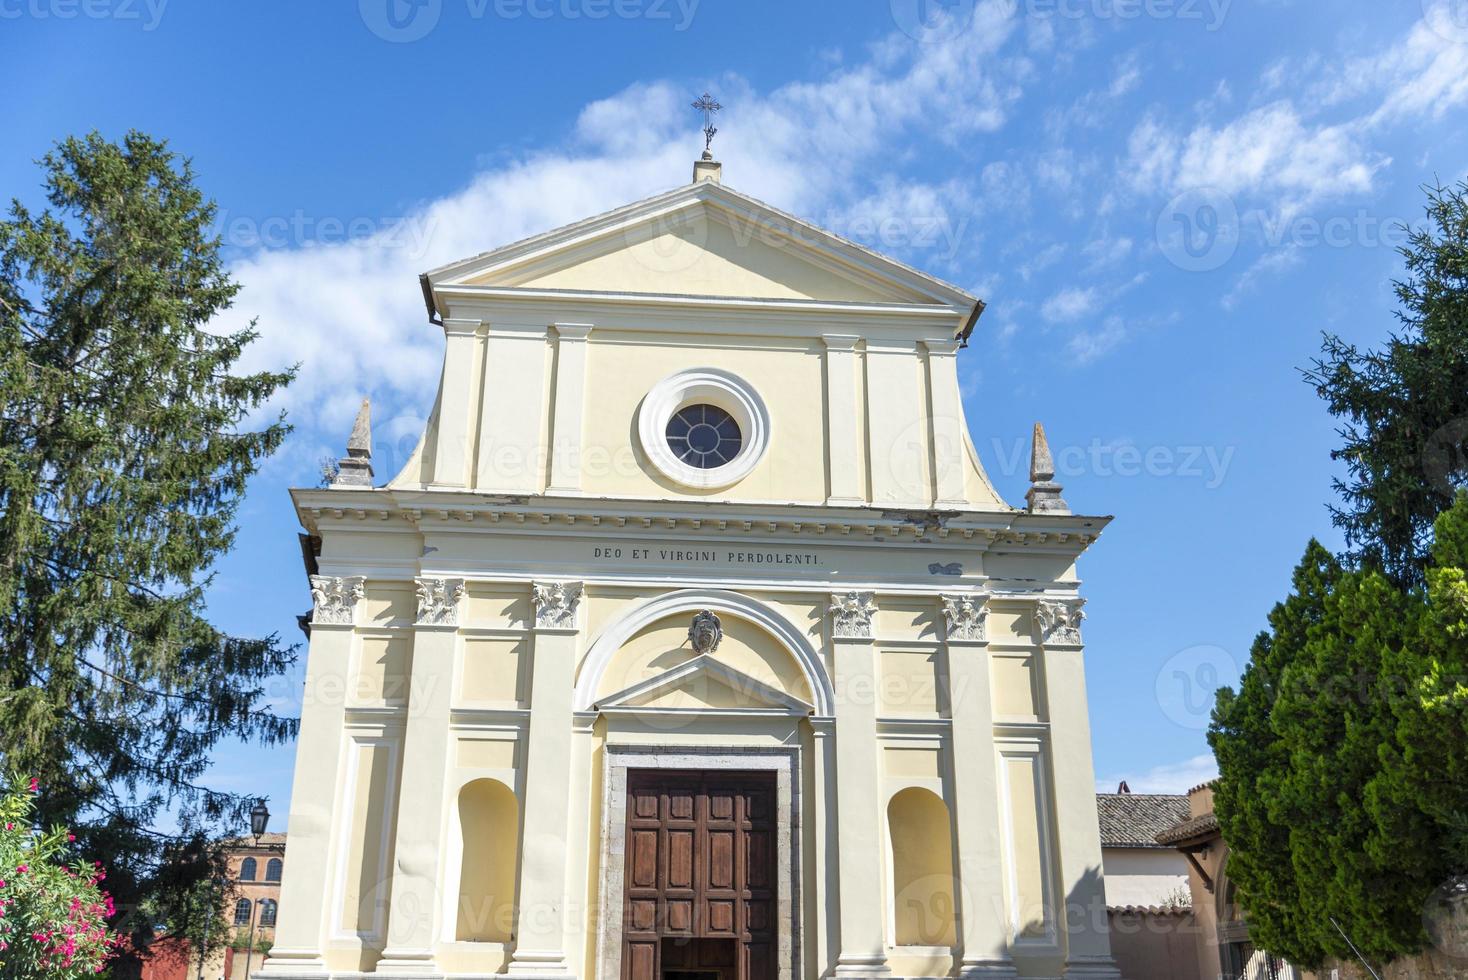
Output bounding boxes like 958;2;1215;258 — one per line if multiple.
941;594;988;642
532;581;582;629
309;575;365;626
1035;598;1085;645
415;577;465;626
688;610;723;654
829;591;877;639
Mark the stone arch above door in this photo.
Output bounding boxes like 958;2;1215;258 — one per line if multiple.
574;589;834;717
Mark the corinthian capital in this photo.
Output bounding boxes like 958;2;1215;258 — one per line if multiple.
1035;598;1085;645
415;577;465;626
532;581;582;629
829;591;877;640
309;575;365;626
941;594;989;642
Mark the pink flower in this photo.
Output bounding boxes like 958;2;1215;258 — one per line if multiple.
67;834;75;842
15;865;27;874
28;777;38;793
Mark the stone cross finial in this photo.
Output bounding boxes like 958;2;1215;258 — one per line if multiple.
332;398;374;487
1025;422;1069;514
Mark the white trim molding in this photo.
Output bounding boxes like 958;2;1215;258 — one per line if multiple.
573;588;835;716
596;745;800;980
637;367;771;490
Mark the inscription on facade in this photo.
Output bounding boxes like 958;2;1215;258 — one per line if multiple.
590;545;823;566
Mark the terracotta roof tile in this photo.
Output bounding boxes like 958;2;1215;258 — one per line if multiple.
1155;812;1220;846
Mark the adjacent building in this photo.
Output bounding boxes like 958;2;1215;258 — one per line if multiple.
262;157;1122;980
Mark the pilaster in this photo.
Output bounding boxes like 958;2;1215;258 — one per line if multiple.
504;581;583;980
827;593;891;979
923;338;969;507
1035;602;1120;980
259;578;365;979
864;339;927;506
428;319;481;489
376;579;466;976
547;323;593;494
941;595;1019;980
821;334;864;506
476;322;550;494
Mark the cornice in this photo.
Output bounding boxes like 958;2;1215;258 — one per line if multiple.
291;487;1111;558
431;284;966;333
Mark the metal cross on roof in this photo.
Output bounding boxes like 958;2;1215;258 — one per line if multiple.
692;92;722;157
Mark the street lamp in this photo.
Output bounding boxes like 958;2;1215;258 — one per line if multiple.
249;801;269;845
243;802;269;980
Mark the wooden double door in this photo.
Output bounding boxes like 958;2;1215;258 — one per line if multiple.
622;771;777;980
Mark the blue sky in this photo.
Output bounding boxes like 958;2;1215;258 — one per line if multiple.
5;0;1468;829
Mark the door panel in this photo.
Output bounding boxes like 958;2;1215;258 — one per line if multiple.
622;771;777;980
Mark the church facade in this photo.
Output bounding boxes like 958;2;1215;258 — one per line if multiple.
261;159;1120;980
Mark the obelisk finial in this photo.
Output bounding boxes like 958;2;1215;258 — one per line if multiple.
1025;422;1069;514
332;398;374;487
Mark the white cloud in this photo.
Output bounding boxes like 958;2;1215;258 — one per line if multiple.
1082;233;1133;271
1221;246;1304;310
1041;286;1100;323
1127;101;1384;212
1360;14;1468;126
218;1;1036;460
1097;753;1218;795
1065;313;1129;363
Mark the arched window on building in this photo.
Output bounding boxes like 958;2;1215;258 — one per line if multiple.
265;857;283;882
239;857;257;882
887;787;958;947
456;778;519;942
258;899;278;927
233;898;252;926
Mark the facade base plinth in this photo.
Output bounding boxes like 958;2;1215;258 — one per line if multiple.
956;959;1020;979
831;953;892;979
502;949;575;980
255;950;329;980
371;950;442;977
1060;957;1123;979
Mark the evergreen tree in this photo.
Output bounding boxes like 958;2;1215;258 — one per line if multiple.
0;132;296;949
1210;542;1341;966
1374;494;1468;876
1304;180;1468;588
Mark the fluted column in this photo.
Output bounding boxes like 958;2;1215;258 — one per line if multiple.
941;595;1018;979
260;576;365;978
376;579;466;974
1036;600;1120;980
505;581;582;980
827;592;891;979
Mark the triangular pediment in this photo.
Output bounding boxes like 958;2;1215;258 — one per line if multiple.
425;181;976;308
596;655;814;715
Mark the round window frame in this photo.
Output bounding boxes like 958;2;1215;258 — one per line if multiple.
638;368;770;490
